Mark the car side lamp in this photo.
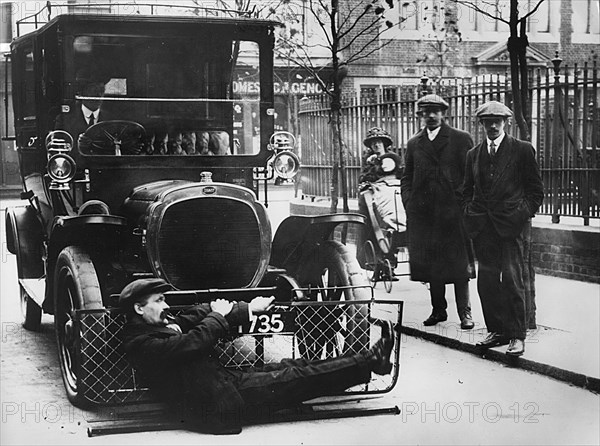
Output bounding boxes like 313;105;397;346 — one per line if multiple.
46;130;76;190
268;131;300;179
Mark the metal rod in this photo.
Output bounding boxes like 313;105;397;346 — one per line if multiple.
87;405;400;437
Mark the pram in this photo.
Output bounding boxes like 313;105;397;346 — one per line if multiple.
360;178;410;293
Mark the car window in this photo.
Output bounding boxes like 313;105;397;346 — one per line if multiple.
63;35;262;156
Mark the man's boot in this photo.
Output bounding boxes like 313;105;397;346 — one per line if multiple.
455;281;474;330
459;309;474;330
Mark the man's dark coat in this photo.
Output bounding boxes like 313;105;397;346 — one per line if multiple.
54;106;112;143
121;302;250;433
401;122;475;283
462;135;544;240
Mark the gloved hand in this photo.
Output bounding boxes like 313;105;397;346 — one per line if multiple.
249;296;275;314
210;299;233;316
366;154;378;165
359;182;372;192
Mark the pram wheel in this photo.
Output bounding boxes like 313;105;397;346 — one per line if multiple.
364;240;395;292
364;240;379;286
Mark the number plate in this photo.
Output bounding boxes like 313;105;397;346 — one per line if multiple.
241;309;296;334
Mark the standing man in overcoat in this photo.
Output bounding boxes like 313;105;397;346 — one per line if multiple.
462;101;543;356
401;94;476;330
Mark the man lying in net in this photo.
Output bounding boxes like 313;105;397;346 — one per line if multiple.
119;278;395;435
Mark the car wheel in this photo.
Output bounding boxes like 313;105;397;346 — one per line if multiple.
294;240;370;360
54;246;104;407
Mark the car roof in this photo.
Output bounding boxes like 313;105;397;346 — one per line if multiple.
12;12;281;47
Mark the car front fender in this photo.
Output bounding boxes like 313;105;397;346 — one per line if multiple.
270;213;365;269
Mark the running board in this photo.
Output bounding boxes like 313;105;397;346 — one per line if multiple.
19;278;46;308
87;405;400;437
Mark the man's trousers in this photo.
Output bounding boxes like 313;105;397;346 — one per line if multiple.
473;225;527;340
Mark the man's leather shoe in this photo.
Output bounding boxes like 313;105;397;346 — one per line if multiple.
460;315;475;330
506;338;525;356
370;321;394;375
476;332;509;348
423;312;447;326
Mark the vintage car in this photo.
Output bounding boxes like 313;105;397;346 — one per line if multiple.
3;5;397;409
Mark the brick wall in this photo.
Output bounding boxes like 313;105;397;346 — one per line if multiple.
531;227;600;283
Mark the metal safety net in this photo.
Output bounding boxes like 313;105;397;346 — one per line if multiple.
75;300;403;405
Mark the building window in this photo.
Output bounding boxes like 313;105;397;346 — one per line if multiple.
393;0;504;38
382;86;398;102
526;0;551;33
454;0;558;42
360;86;378;105
572;0;600;43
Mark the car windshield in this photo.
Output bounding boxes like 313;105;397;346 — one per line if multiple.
65;35;261;156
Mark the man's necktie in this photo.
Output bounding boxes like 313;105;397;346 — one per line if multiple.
88;113;95;127
489;141;496;160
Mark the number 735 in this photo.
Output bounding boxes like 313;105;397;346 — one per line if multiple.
248;313;285;333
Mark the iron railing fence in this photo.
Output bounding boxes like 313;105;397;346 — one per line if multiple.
298;60;599;224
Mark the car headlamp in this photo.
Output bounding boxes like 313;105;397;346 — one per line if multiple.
47;154;76;190
272;151;300;179
45;131;76;191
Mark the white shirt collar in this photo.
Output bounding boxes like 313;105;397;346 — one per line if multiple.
427;126;441;141
81;104;99;124
487;132;506;152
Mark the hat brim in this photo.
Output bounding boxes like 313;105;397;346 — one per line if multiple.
118;281;174;309
363;135;393;147
417;103;448;111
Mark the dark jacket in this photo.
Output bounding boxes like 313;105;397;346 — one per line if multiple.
462;135;544;240
54;106;112;142
121;302;250;433
401;123;475;283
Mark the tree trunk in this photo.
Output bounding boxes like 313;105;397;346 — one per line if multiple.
507;0;530;141
518;20;531;141
329;0;342;213
330;103;341;213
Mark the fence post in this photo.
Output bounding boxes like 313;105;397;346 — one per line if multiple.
551;53;562;224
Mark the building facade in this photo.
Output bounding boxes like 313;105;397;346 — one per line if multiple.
339;0;599;103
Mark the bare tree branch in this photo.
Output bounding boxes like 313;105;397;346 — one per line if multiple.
307;2;334;48
449;0;510;25
338;16;386;53
519;0;546;22
345;38;395;65
337;0;368;32
337;3;378;40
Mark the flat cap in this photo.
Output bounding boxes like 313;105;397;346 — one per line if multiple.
118;278;173;310
416;94;449;110
475;101;513;118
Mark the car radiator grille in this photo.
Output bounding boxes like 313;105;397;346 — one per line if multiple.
157;198;262;289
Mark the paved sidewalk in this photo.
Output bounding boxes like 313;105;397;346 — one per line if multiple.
371;267;600;393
